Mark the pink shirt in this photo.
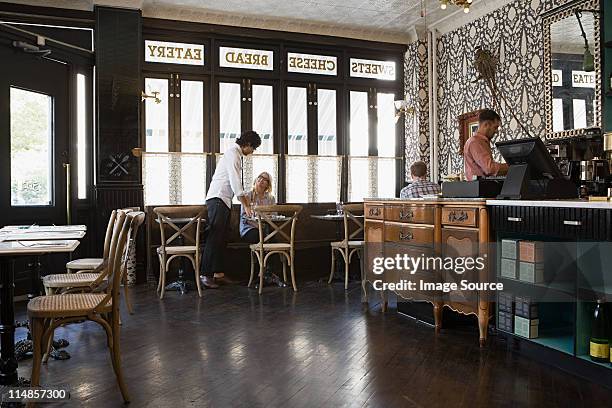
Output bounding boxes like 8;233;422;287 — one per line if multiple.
463;132;506;180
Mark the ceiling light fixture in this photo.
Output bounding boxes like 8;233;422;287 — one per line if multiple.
439;0;472;13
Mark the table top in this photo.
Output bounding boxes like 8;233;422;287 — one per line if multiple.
0;224;87;233
0;240;80;255
310;214;365;221
246;215;291;222
0;230;86;241
155;217;205;225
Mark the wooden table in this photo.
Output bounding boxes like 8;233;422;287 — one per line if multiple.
0;231;86;241
0;239;80;385
0;225;87;233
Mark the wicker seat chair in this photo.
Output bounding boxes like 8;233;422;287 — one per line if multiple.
41;211;146;315
328;203;364;291
154;205;205;299
248;204;302;295
65;210;116;273
27;210;134;404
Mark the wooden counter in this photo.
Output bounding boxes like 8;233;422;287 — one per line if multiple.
364;198;492;346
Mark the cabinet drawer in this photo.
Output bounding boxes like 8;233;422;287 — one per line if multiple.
384;222;434;246
441;207;478;227
365;203;384;220
385;205;434;224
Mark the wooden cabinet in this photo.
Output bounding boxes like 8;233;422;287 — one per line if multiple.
364;199;491;346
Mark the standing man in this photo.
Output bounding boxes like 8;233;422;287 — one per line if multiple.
463;109;509;181
400;161;440;198
201;130;261;288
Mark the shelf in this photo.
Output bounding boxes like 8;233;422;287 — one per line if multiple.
578;354;612;369
529;334;574;355
499;277;576;302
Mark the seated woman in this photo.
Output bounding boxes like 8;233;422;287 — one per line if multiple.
240;171;276;243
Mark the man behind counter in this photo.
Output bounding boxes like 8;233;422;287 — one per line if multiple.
463;109;509;181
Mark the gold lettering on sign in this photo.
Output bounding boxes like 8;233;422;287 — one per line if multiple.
147;45;203;62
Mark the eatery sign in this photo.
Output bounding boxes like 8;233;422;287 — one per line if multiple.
287;52;337;76
145;40;204;65
219;47;274;71
571;70;595;88
349;58;395;81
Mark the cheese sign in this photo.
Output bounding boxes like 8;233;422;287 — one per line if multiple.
219;47;273;71
552;69;562;87
287;53;337;76
145;40;204;65
350;58;395;81
571;70;595;88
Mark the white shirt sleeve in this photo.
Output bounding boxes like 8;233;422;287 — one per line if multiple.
228;147;246;198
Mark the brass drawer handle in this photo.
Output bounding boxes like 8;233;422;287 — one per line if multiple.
448;210;468;222
399;209;414;220
399;231;413;241
368;207;381;217
563;220;581;226
507;217;522;222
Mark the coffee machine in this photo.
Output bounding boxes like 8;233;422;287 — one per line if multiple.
546;134;611;197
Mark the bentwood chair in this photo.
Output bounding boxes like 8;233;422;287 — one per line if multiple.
248;205;302;295
42;212;146;316
154;206;205;299
27;211;134;405
328;203;364;291
65;210;117;273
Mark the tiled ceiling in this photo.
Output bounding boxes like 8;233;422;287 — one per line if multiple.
0;0;508;43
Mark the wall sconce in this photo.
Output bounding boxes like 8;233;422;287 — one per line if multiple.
394;99;416;123
141;90;161;104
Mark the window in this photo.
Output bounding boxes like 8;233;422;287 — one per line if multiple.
219;82;242;153
76;74;88;199
144;78;169;152
10;87;53;206
252;84;274;154
317;88;336;156
287;86;308;155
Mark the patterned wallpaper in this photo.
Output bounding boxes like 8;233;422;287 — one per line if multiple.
404;0;581;179
403;40;430;180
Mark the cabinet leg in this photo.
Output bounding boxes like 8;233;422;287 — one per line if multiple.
433;302;443;332
478;309;488;347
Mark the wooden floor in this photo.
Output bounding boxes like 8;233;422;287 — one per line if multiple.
15;282;612;408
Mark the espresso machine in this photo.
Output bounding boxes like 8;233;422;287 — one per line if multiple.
547;134;611;197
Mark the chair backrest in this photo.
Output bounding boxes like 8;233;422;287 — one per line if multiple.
254;204;302;250
119;211;146;281
94;210;132;315
341;203;364;242
153;205;205;250
102;210;118;260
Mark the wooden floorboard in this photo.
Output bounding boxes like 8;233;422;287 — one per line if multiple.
13;282;612;407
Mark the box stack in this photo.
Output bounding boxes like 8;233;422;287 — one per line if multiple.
514;296;539;338
497;292;514;333
518;241;545;284
500;239;519;279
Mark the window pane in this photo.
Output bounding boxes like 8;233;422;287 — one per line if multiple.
219;82;241;153
377;157;396;198
317;89;336;156
286;156;341;203
252;84;273;154
10;87;53;206
377;92;395;157
286;156;309;202
243;154;278;199
314;156;341;202
348;157;371;202
287;87;308;155
181;154;206;204
181;80;204;153
572;99;587;129
552;98;564;132
76;74;87;199
350;91;368;156
145;78;169;152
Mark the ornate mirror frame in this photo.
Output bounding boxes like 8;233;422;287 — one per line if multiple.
543;0;601;140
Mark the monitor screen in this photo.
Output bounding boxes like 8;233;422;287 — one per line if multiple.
496;137;563;179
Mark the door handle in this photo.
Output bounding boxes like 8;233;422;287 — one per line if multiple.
63;163;71;224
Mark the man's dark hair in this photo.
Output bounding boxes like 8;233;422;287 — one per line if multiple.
479;109;501;123
236;130;261;149
410;161;428;178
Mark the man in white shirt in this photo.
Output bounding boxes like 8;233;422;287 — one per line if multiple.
201;130;261;288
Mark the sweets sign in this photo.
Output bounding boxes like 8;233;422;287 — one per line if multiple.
349;58;395;81
145;40;204;65
219;47;273;71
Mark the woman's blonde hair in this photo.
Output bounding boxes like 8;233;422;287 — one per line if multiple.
252;171;273;194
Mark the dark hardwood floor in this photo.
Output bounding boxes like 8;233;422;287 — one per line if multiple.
14;282;612;408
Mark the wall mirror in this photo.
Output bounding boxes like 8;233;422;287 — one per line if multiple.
543;0;601;140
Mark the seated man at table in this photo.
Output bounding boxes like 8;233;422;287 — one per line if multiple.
400;161;441;198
